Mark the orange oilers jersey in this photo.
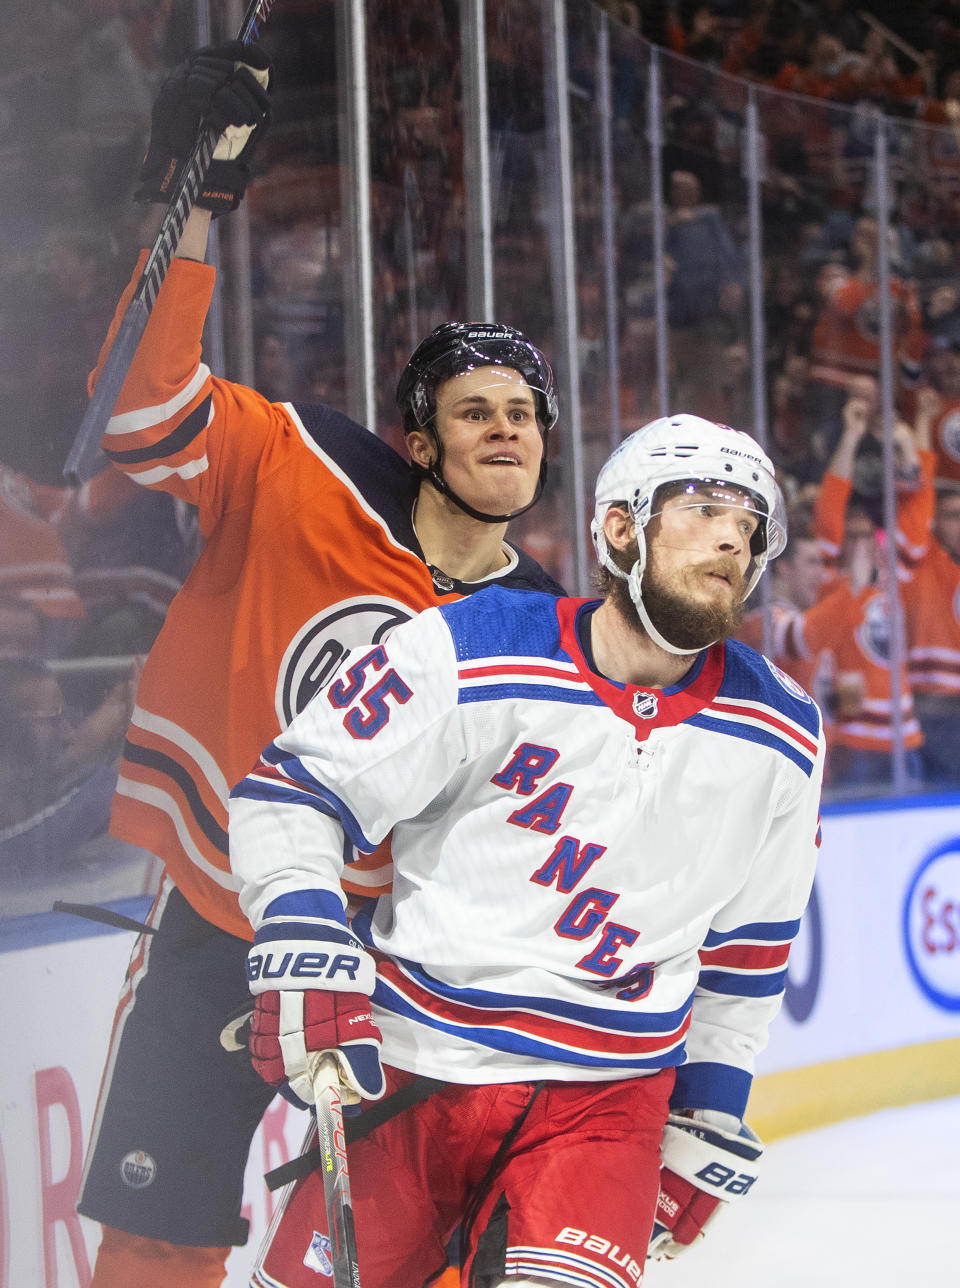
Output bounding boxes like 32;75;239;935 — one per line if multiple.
810;276;926;389
903;538;960;696
928;394;960;489
737;582;871;741
815;580;923;753
736;599;822;697
813;456;934;571
90;253;564;939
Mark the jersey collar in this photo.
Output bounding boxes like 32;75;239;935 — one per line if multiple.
556;597;726;741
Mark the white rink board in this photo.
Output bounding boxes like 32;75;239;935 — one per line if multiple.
2;795;960;1286
759;794;960;1076
0;909;307;1288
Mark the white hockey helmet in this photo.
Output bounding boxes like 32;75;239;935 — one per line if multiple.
591;414;787;654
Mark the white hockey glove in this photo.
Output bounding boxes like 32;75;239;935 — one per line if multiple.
648;1111;764;1260
245;896;385;1107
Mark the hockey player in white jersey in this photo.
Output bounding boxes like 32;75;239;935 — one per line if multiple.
229;413;825;1288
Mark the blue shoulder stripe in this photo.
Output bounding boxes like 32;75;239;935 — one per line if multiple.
458;681;603;709
685;712;816;775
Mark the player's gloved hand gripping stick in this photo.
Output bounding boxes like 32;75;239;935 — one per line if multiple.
245;892;386;1286
63;0;275;485
648;1111;764;1259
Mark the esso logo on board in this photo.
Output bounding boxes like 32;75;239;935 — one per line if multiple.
275;596;413;727
902;838;960;1012
783;878;822;1023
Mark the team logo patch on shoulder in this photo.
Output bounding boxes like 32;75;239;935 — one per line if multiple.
632;690;659;719
764;656;812;702
303;1231;334;1276
120;1150;157;1189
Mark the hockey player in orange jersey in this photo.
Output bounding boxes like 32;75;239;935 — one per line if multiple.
76;43;564;1288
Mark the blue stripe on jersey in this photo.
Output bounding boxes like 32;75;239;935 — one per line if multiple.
373;975;683;1071
440;587;569;664
260;891;350;932
458;682;603;709
229;776;341;817
671;1060;753;1120
263;889;348;925
383;956;695;1033
697;968;787;998
231;754;378;855
685;712;816;775
703;919;800;947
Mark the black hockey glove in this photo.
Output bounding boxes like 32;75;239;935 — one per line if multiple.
135;41;272;216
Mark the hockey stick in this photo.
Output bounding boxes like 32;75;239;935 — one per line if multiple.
62;0;275;486
310;1053;363;1288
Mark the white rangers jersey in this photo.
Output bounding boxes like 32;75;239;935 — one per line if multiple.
230;588;825;1119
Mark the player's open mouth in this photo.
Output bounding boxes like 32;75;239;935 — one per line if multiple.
482;454;522;466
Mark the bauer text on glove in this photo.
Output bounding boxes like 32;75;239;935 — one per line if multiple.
647;1112;764;1260
246;897;385;1106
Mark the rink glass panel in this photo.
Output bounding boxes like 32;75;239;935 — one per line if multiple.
4;0;958;913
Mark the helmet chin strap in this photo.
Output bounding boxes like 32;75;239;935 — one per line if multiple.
420;459;546;523
605;522;714;657
625;561;703;656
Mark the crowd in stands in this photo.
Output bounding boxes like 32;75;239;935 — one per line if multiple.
7;0;960;905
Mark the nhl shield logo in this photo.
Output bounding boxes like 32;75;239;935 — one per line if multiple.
303;1231;334;1277
632;690;659;719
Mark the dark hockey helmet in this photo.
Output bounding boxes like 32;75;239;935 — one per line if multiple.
396;322;559;523
396;322;559;437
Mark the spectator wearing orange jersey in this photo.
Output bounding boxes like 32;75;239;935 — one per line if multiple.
904;486;960;785
901;386;960;786
738;512;830;696
910;342;960;489
808;216;927;454
812;389;931;788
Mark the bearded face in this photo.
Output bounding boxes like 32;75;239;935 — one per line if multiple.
640;541;747;649
606;520;750;651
